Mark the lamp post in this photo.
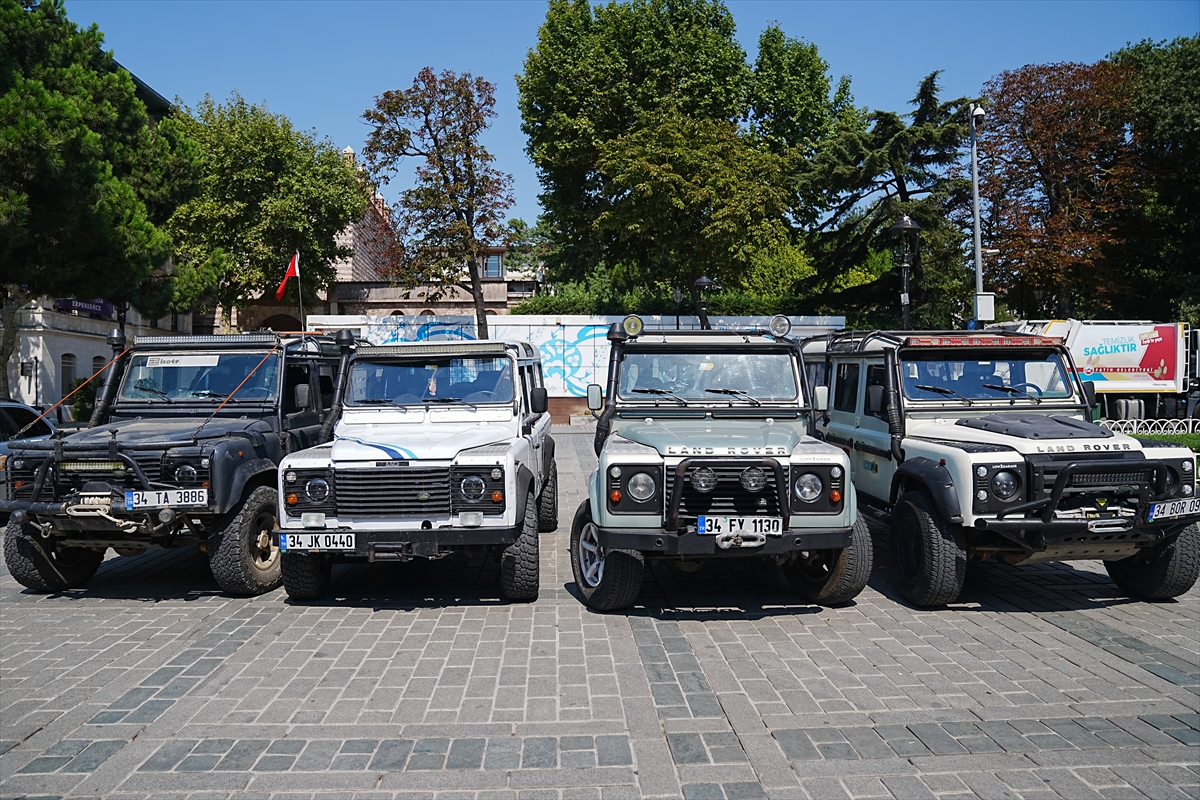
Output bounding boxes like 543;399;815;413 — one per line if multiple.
692;275;713;330
969;103;994;323
673;285;683;330
888;214;921;329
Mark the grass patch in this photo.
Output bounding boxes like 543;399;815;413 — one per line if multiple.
1134;433;1200;452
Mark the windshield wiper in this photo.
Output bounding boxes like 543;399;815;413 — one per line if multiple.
133;381;173;402
353;398;395;405
705;388;762;406
913;384;974;405
983;383;1042;404
632;388;687;405
424;396;477;409
191;390;228;398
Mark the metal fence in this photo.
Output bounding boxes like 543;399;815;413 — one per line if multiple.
1098;418;1200;435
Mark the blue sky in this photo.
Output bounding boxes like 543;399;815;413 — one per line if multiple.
71;0;1198;223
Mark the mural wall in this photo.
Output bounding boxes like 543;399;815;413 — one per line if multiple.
306;314;845;398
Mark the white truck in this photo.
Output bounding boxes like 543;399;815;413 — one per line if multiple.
273;339;556;602
1014;319;1198;421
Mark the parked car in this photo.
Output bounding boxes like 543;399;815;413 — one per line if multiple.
574;315;872;611
1;402;56;522
2;330;353;595
274;338;555;602
802;330;1200;606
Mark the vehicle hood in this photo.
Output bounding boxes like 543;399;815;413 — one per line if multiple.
53;417;273;448
331;421;514;462
614;418;809;457
907;414;1142;455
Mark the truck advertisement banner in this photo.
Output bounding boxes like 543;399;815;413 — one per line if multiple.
1028;321;1187;394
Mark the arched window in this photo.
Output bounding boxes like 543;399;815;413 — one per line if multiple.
419;309;435;316
61;353;76;398
389;310;406;316
92;356;105;374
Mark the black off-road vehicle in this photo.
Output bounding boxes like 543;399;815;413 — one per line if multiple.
2;329;352;595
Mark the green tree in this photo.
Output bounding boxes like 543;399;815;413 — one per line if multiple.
0;0;200;399
362;68;512;339
1112;37;1200;321
165;92;366;324
504;216;558;280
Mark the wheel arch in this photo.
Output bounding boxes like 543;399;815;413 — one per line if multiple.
221;458;277;515
891;457;963;524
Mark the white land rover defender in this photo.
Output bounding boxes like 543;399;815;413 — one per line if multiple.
573;315;873;611
803;331;1200;607
274;339;556;602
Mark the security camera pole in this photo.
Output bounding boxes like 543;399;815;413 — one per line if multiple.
969;103;994;323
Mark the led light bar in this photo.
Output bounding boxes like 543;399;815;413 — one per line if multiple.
135;333;279;346
903;335;1062;347
356;341;511;357
60;461;125;472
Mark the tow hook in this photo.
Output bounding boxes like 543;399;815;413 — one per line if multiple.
715;531;767;549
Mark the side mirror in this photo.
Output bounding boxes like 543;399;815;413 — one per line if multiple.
812;385;829;412
586;384;603;411
1081;380;1096;409
866;384;885;416
293;384;311;410
531;387;548;415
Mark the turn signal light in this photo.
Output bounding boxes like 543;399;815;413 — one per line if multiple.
285;493;299;505
13;481;24;489
830;490;842;503
610;490;622;503
491;490;504;503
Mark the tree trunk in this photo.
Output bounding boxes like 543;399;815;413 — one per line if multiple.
466;255;489;340
0;286;30;402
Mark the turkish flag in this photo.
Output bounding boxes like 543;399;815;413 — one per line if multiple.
275;252;299;301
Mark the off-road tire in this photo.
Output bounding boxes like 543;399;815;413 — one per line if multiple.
783;515;874;605
537;460;559;532
281;553;332;601
890;490;966;607
500;490;540;601
1106;523;1200;600
208;485;281;596
570;500;644;611
3;519;104;592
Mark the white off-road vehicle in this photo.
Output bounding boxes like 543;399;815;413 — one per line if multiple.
803;331;1200;607
274;339;556;602
573;315;872;611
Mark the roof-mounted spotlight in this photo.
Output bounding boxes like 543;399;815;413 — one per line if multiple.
768;315;792;338
622;315;644;338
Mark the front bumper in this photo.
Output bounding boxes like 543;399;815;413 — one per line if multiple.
595;526;852;556
275;525;522;560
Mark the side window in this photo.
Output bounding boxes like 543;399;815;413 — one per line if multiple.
318;365;335;411
3;407;51;439
806;361;827;389
865;364;887;420
833;363;860;413
519;365;533;412
283;362;313;414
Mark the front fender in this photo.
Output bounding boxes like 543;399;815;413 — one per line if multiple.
221;457;276;515
891;457;963;523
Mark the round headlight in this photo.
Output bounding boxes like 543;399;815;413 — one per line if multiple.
460;475;486;500
830;466;842;479
976;489;989;501
691;467;718;493
1183;484;1194;497
491;468;503;480
976;465;988;478
609;465;622;479
622;315;644;337
990;470;1018;499
1182;459;1194;474
305;478;329;502
13;459;24;470
627;472;656;502
740;467;767;492
768;315;792;338
175;464;197;483
794;473;822;503
284;470;297;484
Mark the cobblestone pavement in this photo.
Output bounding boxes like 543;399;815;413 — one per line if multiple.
1;428;1197;799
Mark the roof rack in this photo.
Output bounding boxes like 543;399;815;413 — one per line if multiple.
803;329;1055;354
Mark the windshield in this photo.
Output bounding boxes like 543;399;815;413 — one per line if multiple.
900;350;1075;402
617;350;800;404
117;352;280;402
347;356;515;405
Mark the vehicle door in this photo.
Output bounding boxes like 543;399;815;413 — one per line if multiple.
853;361;893;505
821;360;861;477
520;360;550;490
282;359;323;452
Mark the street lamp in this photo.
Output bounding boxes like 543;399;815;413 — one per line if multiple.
888;214;921;329
693;275;714;330
673;285;683;330
969;103;994;323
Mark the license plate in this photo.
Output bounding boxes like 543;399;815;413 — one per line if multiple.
1148;497;1200;522
697;516;783;535
279;532;355;551
125;488;208;510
